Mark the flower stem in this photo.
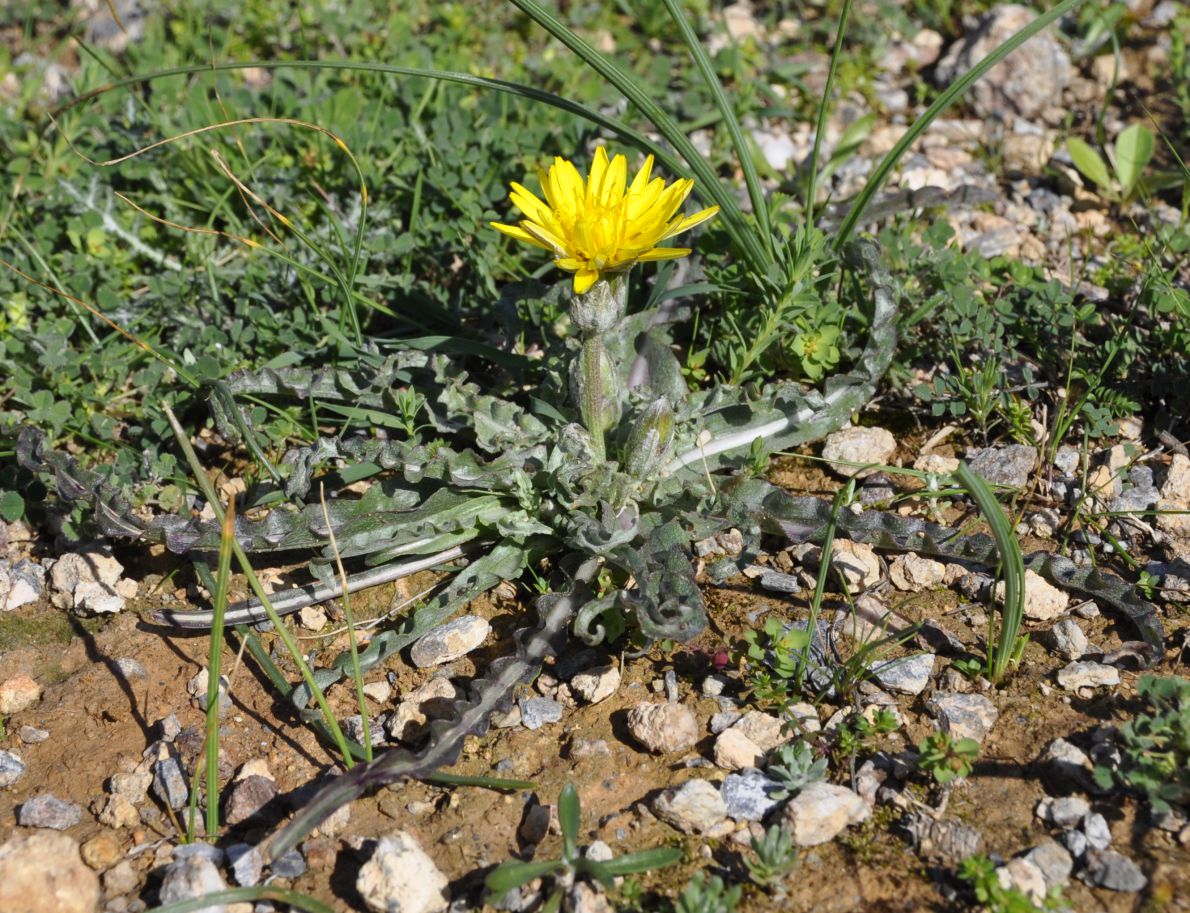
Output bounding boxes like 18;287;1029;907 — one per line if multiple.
580;332;607;461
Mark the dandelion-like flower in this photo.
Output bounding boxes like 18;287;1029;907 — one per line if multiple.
491;147;719;294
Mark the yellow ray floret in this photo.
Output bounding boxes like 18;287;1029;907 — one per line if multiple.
491;147;719;294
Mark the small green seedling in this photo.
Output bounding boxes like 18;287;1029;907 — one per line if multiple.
834;708;900;758
918;732;980;785
484;784;681;912
959;854;1066;913
1067;123;1155;202
766;741;828;800
745;824;798;888
675;871;742;913
1095;674;1190;813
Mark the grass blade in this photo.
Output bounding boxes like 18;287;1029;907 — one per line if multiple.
163;404;355;768
805;0;854;225
660;0;772;259
832;0;1082;248
955;463;1024;682
145;886;334;913
202;497;237;837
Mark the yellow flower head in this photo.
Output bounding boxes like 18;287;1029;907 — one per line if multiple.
491;147;719;295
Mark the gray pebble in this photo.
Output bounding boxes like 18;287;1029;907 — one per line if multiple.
518;697;563;731
153;756;189;810
18;726;49;744
967;444;1037;489
0;749;26;787
709;711;742;734
115;658;148;680
721;769;783;822
1080;849;1147;892
871;653;935;696
1060;828;1088;858
271;849;307;879
227;843;263;887
17;794;83;829
1083;811;1112;850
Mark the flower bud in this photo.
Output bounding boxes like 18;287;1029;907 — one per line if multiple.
569;276;627;334
623;397;674;479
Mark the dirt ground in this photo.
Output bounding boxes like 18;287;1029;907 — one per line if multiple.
2;520;1188;912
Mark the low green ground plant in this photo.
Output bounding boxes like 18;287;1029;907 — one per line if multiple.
1095;675;1190;813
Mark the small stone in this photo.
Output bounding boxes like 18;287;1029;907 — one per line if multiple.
1039;739;1096;792
888;555;946;592
356;831;449;913
927;692;999;742
518;697;563;731
652;779;728;835
713;729;764;771
490;704;521;729
570;664;620;704
730;711;787;752
570;882;613;913
997;858;1046;905
1083;812;1111;850
830;539;881;590
224;775;279;826
187;669;231;714
363;681;393;703
271;849;307;879
73;580;125;615
0;674;41;713
966;444;1038;489
81;831;123;870
995;569;1068;621
312;803;351;839
114;658;147;681
757;569;801;594
99;795;139;830
1057;661;1119;693
720;769;783;821
18;725;49;744
872;654;935;696
626;702;698;754
570;738;611;759
1024;840;1073;890
0;749;26;787
1048;619;1088;660
1080;849;1147;892
1060;828;1088;858
160;853;228;913
518;801;554;844
18;794;84;830
410;615;490;668
387;678;459;742
152;756;189;811
1039;796;1091;829
342;715;385;748
4;559;45;610
158;714;183;741
104;859;138;896
701;674;729;697
227;843;264;887
0;832;100;913
109;771;152;804
298;605;327;631
778;782;870;846
709;711;742;734
914;452;960;476
821;427;896;479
